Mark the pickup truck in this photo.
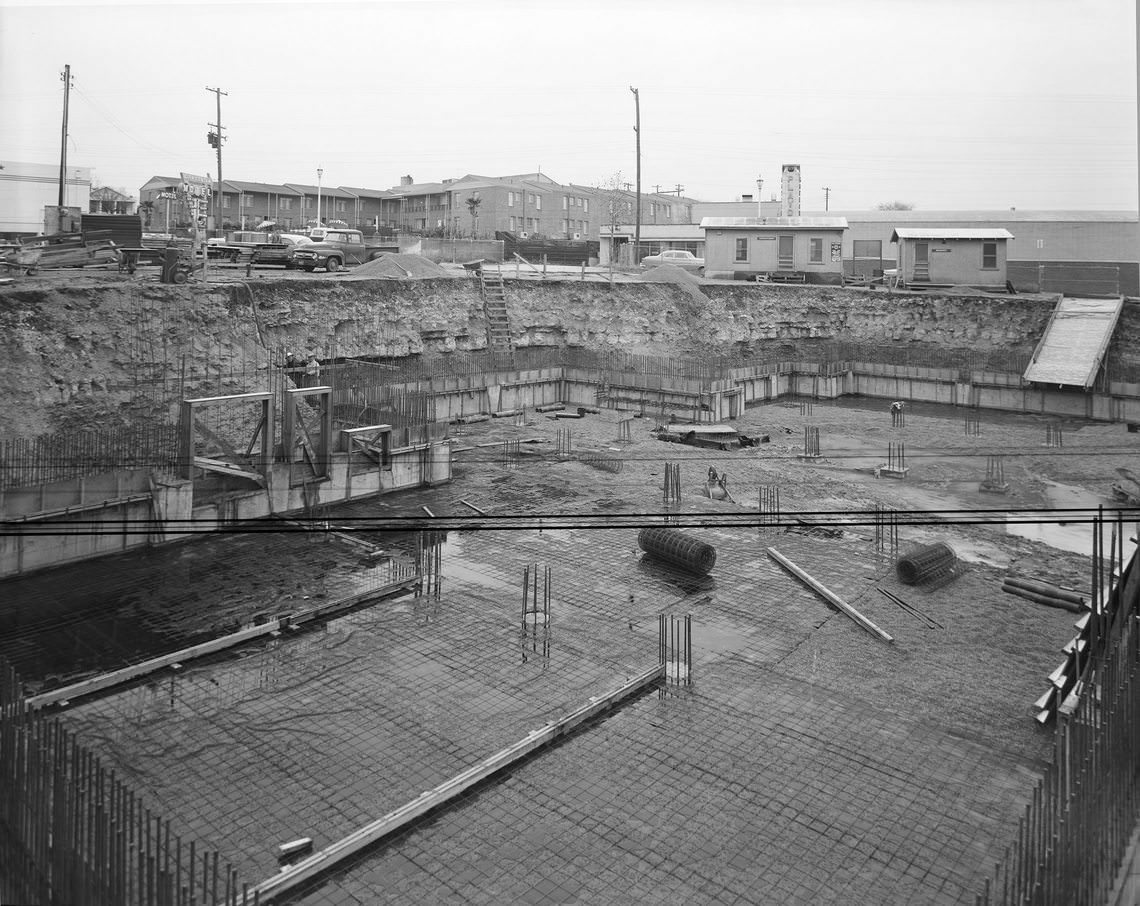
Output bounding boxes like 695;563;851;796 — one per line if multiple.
291;229;387;272
208;231;310;267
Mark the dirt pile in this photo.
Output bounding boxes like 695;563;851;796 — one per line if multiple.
350;254;454;280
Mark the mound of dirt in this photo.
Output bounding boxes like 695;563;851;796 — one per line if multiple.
640;263;703;286
639;263;707;302
351;254;454;279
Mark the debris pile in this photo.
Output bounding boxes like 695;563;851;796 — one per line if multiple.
351;253;454;280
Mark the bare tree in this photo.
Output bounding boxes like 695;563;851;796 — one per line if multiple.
876;200;916;211
597;171;633;270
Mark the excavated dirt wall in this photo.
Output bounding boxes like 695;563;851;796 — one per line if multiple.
1;275;1138;438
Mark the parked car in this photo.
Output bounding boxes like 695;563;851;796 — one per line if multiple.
640;249;705;274
291;229;385;272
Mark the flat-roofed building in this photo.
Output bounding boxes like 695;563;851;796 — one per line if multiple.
700;216;848;283
891;228;1013;289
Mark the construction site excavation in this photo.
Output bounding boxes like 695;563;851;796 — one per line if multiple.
2;263;1140;906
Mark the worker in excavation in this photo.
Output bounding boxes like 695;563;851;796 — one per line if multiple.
304;356;321;387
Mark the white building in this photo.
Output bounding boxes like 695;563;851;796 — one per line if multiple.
0;161;92;235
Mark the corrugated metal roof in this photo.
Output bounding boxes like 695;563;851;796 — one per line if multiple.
890;228;1014;241
699;216;848;229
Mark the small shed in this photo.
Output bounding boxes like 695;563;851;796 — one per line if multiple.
700;216;848;283
890;228;1013;289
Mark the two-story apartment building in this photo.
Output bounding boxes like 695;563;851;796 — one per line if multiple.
137;170;696;242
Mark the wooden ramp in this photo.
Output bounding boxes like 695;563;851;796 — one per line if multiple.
1024;296;1125;389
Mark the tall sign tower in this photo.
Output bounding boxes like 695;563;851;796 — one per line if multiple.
780;164;801;218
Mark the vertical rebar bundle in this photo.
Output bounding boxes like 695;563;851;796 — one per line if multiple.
502;439;519;469
416;530;442;599
1046;423;1064;447
556;428;572;456
981;455;1009;493
803;426;820;457
799;400;814;416
887;442;906;471
874;505;899;556
964;408;981;437
514;408;526;428
658;613;693;687
979;509;1136;906
0;657;251;906
617;418;634;443
891;401;906;428
896;541;958;586
662;462;681;505
520;563;552;633
758;485;781;530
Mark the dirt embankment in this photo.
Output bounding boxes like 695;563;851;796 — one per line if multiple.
1;274;1137;438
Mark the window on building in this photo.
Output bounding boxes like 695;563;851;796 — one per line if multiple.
508;192;515;207
982;240;998;269
735;237;748;262
510;216;517;230
563;196;568;210
810;238;823;263
222;196;231;209
241;194;254;207
280;197;293;211
535;195;541;210
336;200;347;212
583;199;589;214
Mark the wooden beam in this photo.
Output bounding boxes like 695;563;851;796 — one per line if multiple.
193;456;266;484
251;664;665;902
26;620;283;708
184;391;273;406
766;547;893;643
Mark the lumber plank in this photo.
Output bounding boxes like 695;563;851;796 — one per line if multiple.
251;664;665;901
766;547;893;643
26;621;282;708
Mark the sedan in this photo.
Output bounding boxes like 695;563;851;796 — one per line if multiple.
639;249;705;273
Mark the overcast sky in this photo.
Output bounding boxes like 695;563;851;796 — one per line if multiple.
1;0;1136;211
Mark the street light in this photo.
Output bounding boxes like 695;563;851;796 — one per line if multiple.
316;167;323;227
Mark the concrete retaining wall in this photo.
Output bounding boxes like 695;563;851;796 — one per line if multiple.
0;441;451;580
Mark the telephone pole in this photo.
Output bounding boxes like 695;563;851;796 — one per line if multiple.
822;186;831;211
630;86;641;266
206;85;227;234
58;64;72;210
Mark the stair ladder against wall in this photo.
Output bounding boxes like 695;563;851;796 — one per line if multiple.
478;263;514;353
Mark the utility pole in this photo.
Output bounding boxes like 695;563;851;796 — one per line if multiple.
673;183;684;197
630;86;641;267
58;64;72;212
205;85;227;234
822;186;831;211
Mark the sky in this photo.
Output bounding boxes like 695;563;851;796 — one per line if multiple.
0;0;1136;211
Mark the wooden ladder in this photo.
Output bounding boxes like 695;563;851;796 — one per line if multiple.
478;264;514;352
